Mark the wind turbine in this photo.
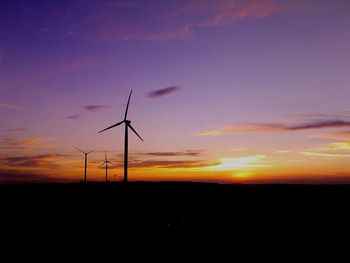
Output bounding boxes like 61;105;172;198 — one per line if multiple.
98;90;143;183
75;147;94;183
100;152;116;183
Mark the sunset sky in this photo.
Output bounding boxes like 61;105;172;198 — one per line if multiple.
1;0;350;183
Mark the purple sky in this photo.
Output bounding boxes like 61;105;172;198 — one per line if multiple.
1;0;350;183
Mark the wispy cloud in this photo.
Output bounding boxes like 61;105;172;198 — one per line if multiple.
140;150;203;157
0;154;66;168
152;0;284;41
129;159;216;168
0;137;56;150
100;149;208;168
64;114;82;119
320;142;350;152
282;112;350;122
80;105;109;112
298;141;350;160
147;86;180;98
0;102;19;110
182;0;282;28
311;131;350;141
200;119;350;136
284;120;350;130
301;152;350;159
82;0;286;41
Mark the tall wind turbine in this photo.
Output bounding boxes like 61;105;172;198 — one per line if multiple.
100;152;116;183
75;147;94;183
98;90;143;183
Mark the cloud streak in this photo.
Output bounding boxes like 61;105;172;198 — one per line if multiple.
65;114;82;119
200;119;350;136
147;86;180;98
154;0;283;40
80;105;109;112
321;142;350;152
0;137;56;151
311;131;350;141
184;0;282;28
89;0;286;42
301;152;350;159
129;159;216;168
5;0;289;42
140;150;203;157
0;154;66;168
0;102;18;110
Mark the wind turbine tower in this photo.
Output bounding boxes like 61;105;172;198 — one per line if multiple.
99;90;143;183
75;147;94;183
100;152;116;183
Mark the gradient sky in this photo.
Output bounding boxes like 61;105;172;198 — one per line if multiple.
1;0;350;183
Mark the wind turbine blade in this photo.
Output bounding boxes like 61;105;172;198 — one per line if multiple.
128;123;144;141
99;162;106;167
74;146;86;154
124;90;132;120
105;151;107;161
87;149;95;155
107;161;117;166
98;121;124;133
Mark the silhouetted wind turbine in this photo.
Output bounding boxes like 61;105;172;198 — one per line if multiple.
100;152;116;183
75;147;94;183
98;90;144;183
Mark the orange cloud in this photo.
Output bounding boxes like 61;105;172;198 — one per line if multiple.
1;137;53;146
136;150;204;157
321;142;350;151
0;154;66;168
301;151;350;159
129;159;217;169
311;131;350;141
200;123;283;135
0;137;57;151
200;120;350;136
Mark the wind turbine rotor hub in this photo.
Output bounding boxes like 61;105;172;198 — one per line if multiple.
126;120;131;124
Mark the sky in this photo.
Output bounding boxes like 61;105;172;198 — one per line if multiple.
1;0;350;183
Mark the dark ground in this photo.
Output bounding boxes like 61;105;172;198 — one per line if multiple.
1;182;350;249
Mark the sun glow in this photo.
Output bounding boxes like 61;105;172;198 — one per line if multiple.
208;155;267;171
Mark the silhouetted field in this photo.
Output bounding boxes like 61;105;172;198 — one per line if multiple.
1;182;350;244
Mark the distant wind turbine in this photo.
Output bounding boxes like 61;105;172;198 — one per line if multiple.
98;90;144;183
100;152;116;183
75;147;94;183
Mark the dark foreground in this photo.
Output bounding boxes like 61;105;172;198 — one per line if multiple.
1;182;350;246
